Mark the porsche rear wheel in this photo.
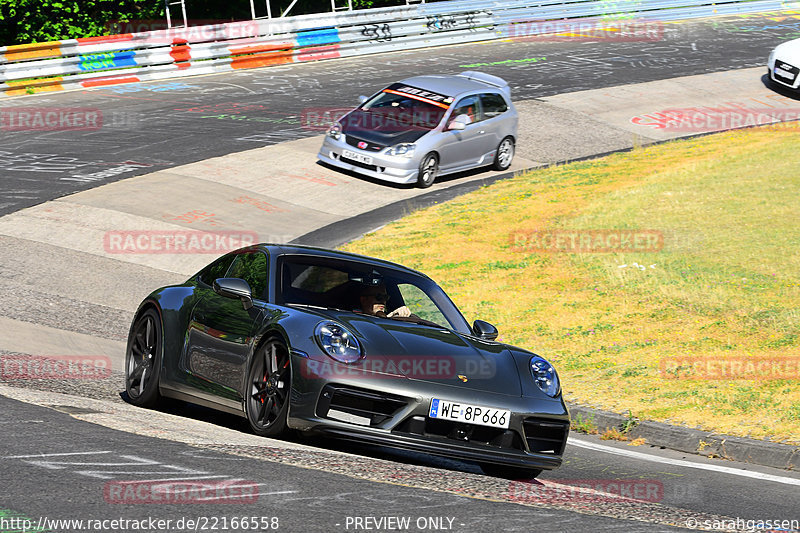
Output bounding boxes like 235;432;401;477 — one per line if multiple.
125;309;163;407
492;136;515;171
479;463;542;480
417;153;438;188
246;338;291;437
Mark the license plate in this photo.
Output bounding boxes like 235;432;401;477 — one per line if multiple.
341;149;373;165
774;66;797;81
428;398;510;429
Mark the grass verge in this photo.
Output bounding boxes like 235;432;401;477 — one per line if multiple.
343;125;800;444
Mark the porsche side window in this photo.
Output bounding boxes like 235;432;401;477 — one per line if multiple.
451;95;482;124
226;251;268;300
396;283;449;328
290;265;349;293
481;93;508;118
198;254;236;287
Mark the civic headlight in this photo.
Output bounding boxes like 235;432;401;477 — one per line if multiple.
386;143;416;157
530;355;560;397
327;122;342;140
314;322;362;363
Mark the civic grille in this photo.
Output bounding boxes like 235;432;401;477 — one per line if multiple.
345;135;384;151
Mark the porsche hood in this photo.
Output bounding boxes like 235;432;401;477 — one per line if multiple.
312;311;523;396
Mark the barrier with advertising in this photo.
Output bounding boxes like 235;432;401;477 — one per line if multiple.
0;0;796;96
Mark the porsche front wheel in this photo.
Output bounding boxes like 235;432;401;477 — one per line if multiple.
246;338;291;437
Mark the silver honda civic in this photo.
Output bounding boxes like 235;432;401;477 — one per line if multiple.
317;71;518;188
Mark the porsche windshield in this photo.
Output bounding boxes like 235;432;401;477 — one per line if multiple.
278;257;471;334
357;83;453;130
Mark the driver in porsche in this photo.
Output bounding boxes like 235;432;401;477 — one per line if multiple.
358;283;412;318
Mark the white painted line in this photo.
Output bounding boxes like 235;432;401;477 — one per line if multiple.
3;451;111;458
568;438;800;487
133;475;229;482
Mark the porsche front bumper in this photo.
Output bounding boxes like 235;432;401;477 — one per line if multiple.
287;354;570;471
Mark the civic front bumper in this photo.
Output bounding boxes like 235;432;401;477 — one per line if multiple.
317;135;420;185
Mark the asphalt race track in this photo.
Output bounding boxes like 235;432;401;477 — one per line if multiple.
1;12;800;533
2;14;800;215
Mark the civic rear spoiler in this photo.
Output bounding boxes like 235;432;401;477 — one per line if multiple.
457;71;509;88
456;71;512;99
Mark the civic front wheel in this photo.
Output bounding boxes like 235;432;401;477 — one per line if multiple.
417;153;439;188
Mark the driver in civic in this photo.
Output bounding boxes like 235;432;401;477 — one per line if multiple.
358;283;412;318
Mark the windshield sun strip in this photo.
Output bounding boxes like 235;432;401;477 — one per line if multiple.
382;88;452;109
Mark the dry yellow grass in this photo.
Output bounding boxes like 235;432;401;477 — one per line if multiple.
343;126;800;444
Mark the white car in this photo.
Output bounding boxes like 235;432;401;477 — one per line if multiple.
768;38;800;90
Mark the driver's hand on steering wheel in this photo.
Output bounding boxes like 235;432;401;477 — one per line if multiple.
386;306;411;318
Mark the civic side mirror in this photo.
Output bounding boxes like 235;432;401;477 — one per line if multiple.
473;319;498;340
447;113;471;131
213;278;253;310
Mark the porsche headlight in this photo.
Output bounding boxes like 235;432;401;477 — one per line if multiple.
530;355;560;397
386;143;416;157
327;122;342;140
315;322;362;363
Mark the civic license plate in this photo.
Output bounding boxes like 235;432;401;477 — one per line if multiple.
428;398;510;429
341;149;373;165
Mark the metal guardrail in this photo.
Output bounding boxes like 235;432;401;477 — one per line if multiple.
0;0;797;97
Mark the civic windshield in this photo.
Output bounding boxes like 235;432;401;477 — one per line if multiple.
356;83;453;131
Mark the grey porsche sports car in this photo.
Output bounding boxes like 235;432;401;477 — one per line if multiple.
125;244;568;478
317;71;518;188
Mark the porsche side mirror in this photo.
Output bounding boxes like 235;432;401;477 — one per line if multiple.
214;278;253;310
358;95;368;104
473;319;498;340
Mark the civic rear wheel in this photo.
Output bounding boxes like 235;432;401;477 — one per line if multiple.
246;338;291;437
493;136;515;171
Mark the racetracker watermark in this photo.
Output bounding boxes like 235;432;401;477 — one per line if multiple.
631;106;800;132
0;108;102;131
302;106;446;133
510;229;664;253
104;19;259;43
299;355;496;380
0;355;111;380
104;479;259;504
301;107;353;131
103;230;258;254
507;18;663;42
508;479;664;504
660;356;800;380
